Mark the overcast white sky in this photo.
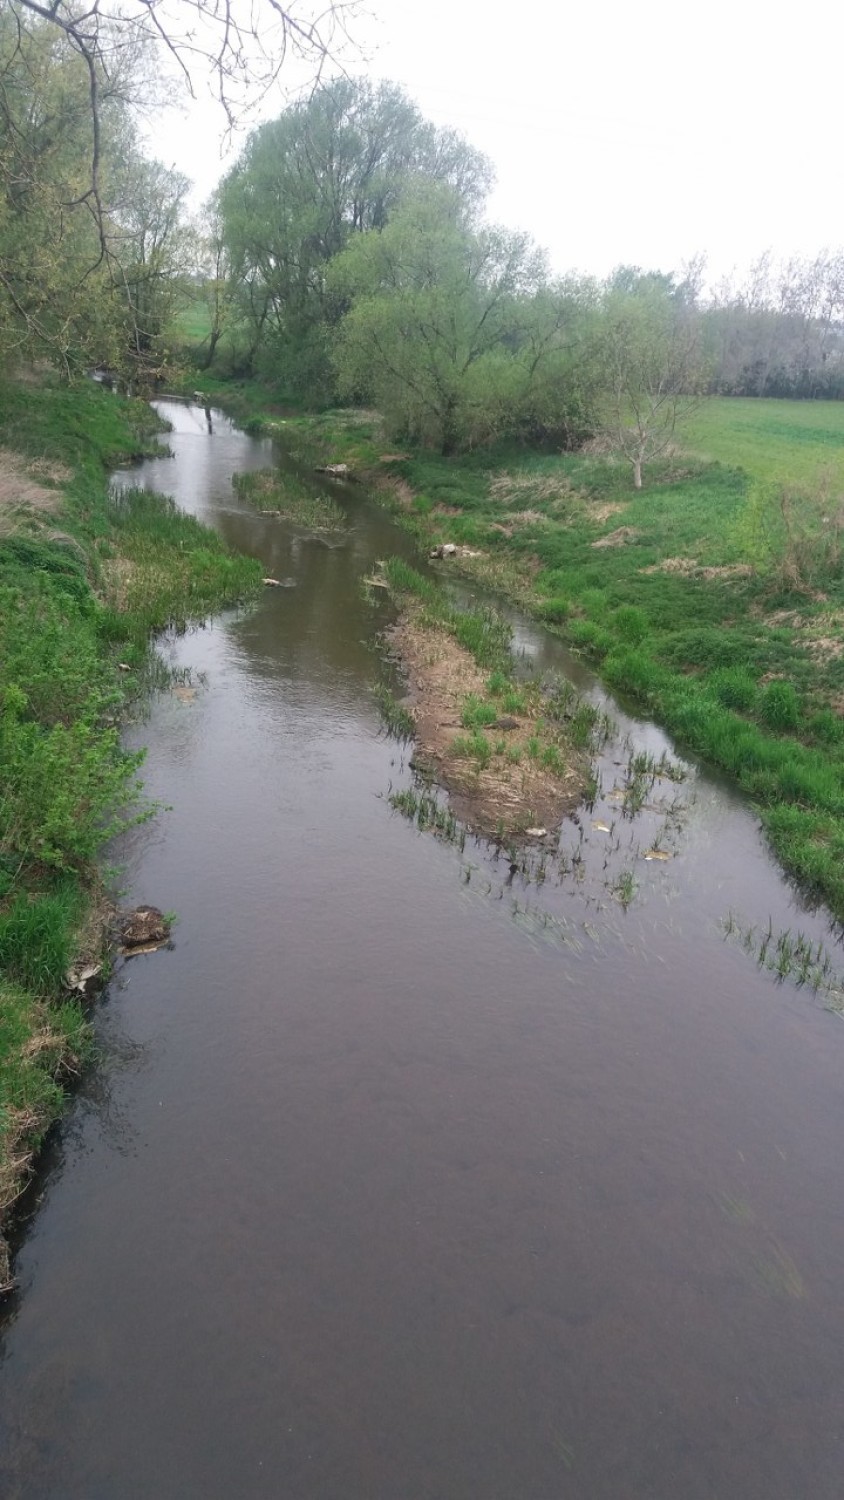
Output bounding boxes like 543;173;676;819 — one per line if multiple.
144;0;844;283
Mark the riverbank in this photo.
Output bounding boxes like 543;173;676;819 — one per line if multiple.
0;377;262;1289
197;382;844;920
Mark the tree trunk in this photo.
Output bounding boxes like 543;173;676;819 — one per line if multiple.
632;457;643;489
202;327;221;370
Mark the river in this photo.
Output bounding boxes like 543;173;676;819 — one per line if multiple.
1;401;842;1498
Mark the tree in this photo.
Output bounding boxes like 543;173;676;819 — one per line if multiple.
217;78;492;393
704;250;844;399
0;0;356;374
194;199;238;370
331;185;547;453
510;277;602;449
11;1;356;230
597;280;708;488
0;8;130;369
109;155;194;374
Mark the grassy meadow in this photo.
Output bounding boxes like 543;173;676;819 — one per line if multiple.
686;399;844;488
0;378;261;1285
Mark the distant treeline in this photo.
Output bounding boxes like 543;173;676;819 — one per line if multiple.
3;15;844;448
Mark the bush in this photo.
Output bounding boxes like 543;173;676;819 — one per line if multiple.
0;703;147;871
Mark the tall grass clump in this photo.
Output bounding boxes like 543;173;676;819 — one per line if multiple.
0;885;84;993
758;679;801;731
709;667;758;712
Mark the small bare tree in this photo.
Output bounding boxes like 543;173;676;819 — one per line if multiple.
597;282;708;488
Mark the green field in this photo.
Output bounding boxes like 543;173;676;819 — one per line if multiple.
686;398;844;487
171;295;212;345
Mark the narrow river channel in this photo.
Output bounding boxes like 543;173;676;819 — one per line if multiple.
1;402;843;1499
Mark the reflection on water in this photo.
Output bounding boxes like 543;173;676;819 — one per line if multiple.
1;404;843;1499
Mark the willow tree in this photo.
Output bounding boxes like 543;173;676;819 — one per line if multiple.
331;185;548;453
217;78;492;393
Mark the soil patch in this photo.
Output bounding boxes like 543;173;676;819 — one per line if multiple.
0;448;65;534
388;610;587;838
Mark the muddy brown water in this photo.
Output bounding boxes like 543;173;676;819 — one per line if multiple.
1;402;843;1498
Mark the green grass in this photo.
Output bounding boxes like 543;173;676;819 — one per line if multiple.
389;787;462;844
0;375;263;1280
686;398;844;488
171;297;213;344
374;685;414;739
232;469;347;532
106;487;260;634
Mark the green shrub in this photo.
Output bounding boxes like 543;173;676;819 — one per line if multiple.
0;704;147;871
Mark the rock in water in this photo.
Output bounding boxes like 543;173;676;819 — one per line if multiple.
122;906;169;948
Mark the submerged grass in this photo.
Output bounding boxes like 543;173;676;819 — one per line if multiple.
389;787;463;844
0;375;262;1287
374;684;415;739
232;468;348;532
723;911;844;1010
